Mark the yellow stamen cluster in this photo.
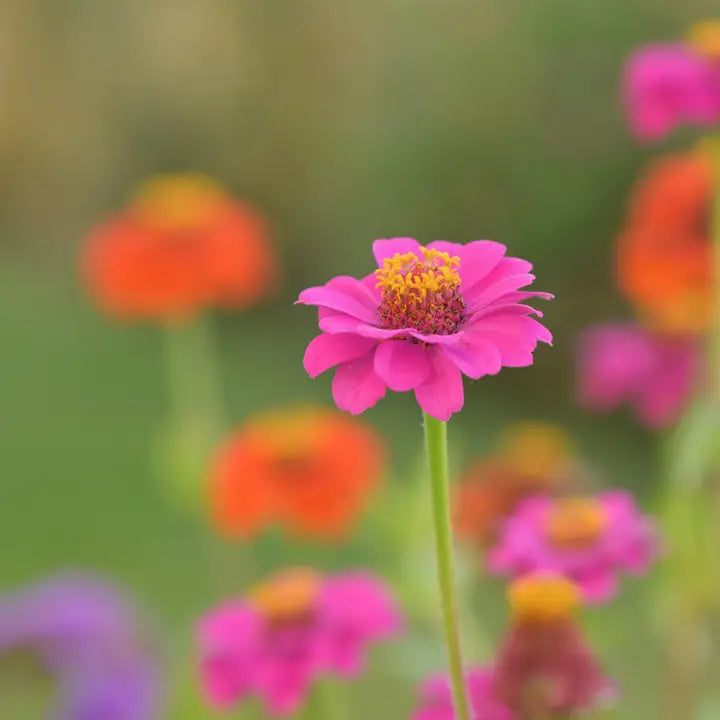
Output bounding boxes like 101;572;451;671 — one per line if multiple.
375;248;465;334
248;568;321;624
376;248;460;298
132;173;227;230
688;20;720;60
509;574;580;624
545;498;608;549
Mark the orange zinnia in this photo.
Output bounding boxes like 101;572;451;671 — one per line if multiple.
453;422;572;547
82;174;278;320
616;151;714;334
207;406;384;540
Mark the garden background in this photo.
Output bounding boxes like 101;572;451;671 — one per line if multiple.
1;1;715;718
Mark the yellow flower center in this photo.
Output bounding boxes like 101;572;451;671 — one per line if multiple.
498;422;572;482
509;574;580;624
375;248;465;334
132;173;228;230
688;20;720;60
545;498;607;549
248;568;322;624
247;407;325;469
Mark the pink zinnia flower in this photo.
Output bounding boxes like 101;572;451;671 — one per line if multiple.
576;323;698;429
197;569;401;716
493;574;615;717
297;238;552;421
412;669;515;720
487;492;659;603
623;27;720;140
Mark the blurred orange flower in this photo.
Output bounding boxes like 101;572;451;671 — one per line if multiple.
453;422;572;547
82;174;278;320
207;406;384;540
616;151;714;334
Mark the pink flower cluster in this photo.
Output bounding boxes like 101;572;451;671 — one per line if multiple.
576;323;699;429
197;570;401;716
624;43;720;140
487;491;659;603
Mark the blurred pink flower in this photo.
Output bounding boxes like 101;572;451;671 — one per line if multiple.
412;669;515;720
487;492;659;604
576;323;698;429
197;569;401;716
623;44;720;140
297;238;551;421
493;574;615;717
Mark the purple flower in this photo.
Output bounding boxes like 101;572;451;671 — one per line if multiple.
623;42;720;141
197;568;402;716
0;574;161;720
412;669;515;720
576;323;699;429
487;492;660;603
297;238;551;421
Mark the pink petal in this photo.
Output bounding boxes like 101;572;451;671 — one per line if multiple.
372;237;421;266
318;309;365;334
455;240;508;290
304;333;378;378
440;335;502;379
414;347;465;421
332;350;387;414
297;276;378;324
374;340;432;391
463;258;534;307
426;240;464;256
576;570;618;604
466;272;536;308
465;314;553;367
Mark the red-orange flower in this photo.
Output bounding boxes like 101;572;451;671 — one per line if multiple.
616;151;714;334
82;174;278;320
207;406;384;540
453;423;573;547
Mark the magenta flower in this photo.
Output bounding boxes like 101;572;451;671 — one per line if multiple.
623;44;720;140
487;492;659;604
576;323;698;429
494;574;615;717
297;238;551;421
412;669;515;720
197;569;401;716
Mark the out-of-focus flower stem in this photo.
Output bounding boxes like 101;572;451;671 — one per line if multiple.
162;315;243;594
164;314;225;440
160;314;226;512
423;413;471;720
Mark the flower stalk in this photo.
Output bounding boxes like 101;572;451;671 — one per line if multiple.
423;412;471;720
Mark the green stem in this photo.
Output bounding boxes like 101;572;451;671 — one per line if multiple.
161;315;242;596
163;314;225;434
423;412;471;720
